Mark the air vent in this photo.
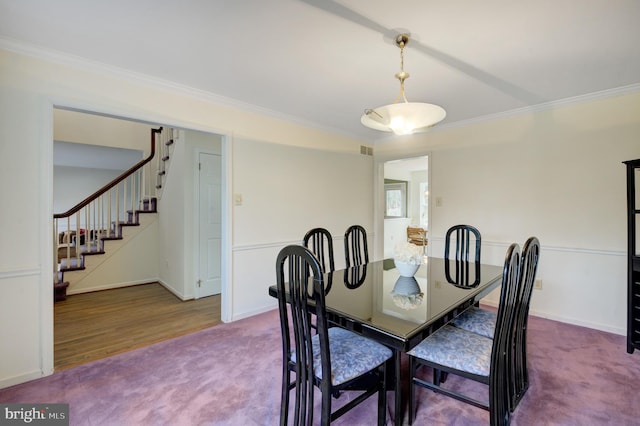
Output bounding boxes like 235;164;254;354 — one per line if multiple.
360;145;373;156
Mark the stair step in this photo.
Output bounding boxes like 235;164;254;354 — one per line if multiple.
59;257;83;270
54;281;69;301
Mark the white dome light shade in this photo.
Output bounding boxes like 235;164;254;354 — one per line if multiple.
361;33;446;135
361;102;446;135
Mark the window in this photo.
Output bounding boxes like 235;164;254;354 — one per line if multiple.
384;180;407;218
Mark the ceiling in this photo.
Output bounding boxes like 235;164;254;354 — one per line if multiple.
1;0;640;143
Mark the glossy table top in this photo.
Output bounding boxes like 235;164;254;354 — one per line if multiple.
269;257;503;352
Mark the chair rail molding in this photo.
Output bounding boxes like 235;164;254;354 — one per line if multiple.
0;267;41;280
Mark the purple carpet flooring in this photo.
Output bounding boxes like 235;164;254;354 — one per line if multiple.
1;309;639;425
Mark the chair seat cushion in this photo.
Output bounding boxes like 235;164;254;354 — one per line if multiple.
292;327;392;386
407;325;492;377
450;307;497;339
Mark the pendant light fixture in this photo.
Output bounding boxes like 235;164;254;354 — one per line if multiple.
361;33;446;135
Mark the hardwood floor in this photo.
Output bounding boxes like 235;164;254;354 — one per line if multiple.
54;283;221;371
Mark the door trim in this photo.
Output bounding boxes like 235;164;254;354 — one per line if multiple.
193;135;232;322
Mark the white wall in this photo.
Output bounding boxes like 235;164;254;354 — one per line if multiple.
375;92;640;335
0;47;368;388
53;166;123;213
232;138;373;318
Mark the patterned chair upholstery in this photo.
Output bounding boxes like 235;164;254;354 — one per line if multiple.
451;306;497;339
291;327;392;386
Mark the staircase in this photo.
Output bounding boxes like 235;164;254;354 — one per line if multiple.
54;127;176;301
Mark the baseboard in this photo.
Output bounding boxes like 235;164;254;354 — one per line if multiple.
0;369;45;390
481;300;625;336
65;278;159;296
157;280;190;301
231;304;276;322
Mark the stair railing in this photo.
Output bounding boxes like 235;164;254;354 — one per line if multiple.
53;127;174;278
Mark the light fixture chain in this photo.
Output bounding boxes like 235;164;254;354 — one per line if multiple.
396;38;409;103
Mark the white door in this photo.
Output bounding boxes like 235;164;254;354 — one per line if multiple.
197;152;222;297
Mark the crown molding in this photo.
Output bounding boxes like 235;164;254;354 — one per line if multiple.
435;83;640;133
0;37;361;140
3;37;639;144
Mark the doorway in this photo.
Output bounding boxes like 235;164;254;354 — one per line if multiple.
52;108;226;369
383;156;429;258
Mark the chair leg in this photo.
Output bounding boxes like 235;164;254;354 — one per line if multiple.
377;364;387;426
409;357;416;425
434;369;448;385
280;368;290;426
321;386;331;426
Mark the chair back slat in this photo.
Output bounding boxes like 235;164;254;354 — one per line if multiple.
303;227;335;273
489;242;521;426
445;224;481;262
344;225;369;267
445;225;481;286
511;236;541;407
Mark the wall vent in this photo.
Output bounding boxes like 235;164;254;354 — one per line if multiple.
360;145;373;156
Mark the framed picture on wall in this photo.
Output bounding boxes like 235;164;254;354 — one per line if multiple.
384;180;407;218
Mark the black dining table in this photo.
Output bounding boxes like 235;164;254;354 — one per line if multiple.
268;256;503;425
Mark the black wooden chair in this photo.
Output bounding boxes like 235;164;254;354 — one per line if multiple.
444;224;482;287
407;226;428;254
303;227;335;274
344;225;369;267
276;245;392;425
303;228;335;328
450;237;540;411
510;237;540;408
407;243;522;426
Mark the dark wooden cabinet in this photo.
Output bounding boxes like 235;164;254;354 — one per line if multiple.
624;159;640;354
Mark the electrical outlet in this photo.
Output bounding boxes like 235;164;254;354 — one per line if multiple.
534;279;542;290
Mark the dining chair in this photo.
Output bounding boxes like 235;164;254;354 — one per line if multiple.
276;245;392;426
450;237;540;410
509;237;540;408
303;227;335;274
445;224;481;262
444;225;482;286
407;226;428;253
302;228;335;330
344;225;369;267
407;243;521;426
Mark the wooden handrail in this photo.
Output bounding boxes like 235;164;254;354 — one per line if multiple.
54;127;162;219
